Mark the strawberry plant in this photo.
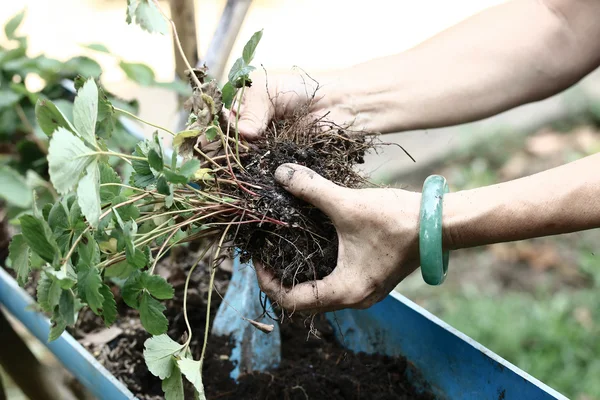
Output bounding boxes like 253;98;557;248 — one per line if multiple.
5;1;383;398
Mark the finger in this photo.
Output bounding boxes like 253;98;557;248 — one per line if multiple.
231;97;272;141
256;264;350;313
274;163;347;219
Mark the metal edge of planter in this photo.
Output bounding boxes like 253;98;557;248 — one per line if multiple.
0;268;136;400
325;290;570;400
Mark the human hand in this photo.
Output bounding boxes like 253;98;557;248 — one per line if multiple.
230;70;357;141
255;163;422;313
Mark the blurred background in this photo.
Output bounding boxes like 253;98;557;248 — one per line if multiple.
1;0;599;399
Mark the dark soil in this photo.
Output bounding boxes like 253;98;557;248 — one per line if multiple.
65;248;434;400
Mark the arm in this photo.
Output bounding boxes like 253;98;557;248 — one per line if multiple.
443;152;600;250
323;0;600;134
256;153;600;312
237;0;600;138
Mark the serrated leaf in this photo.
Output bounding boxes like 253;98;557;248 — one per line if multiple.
131;142;156;188
242;29;263;64
119;60;156;86
37;272;62;312
73;78;98;146
77;263;104;314
47;201;69;233
162;169;188;185
104;260;135;279
48;128;97;194
228;58;255;87
126;0;168;35
78;232;100;266
157;176;170;195
35;99;77;137
204;126;218;142
162;361;184;400
59;289;76;326
8;235;30;286
99;284;117;326
0;165;32;208
49;307;67;342
111;196;140;222
5;9;26;40
178;358;206;399
148;149;163;171
143;274;174;300
81;43;110;53
19;214;59;263
221;82;234;109
47;265;77;290
180;159;200;179
77;161;101;228
122;270;144;308
143;334;184;379
99;163;121;202
139;292;168;335
172;129;200;149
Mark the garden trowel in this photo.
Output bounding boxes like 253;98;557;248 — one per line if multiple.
211;256;281;381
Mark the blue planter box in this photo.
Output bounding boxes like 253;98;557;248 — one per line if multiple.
0;267;567;400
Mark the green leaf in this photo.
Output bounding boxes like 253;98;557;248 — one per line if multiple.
122;270;144;308
77;161;101;227
5;9;26;40
143;274;174;300
228;58;255;88
143;334;184;379
139;292;168;335
99;163;121;202
104;260;135;279
73;78;98;146
59;289;76;326
81;43;110;53
49;307;67;342
78;232;100;267
77;264;104;314
204;126;218;142
180;159;200;179
242;29;263;64
119;61;156;86
148;149;164;171
46;265;77;290
64;56;102;78
99;284;117;326
162;169;188;185
0;165;32;208
8;235;30;286
37;272;62;312
48;201;69;233
48;128;97;194
19;214;59;263
126;0;169;35
111;195;140;221
162;362;184;400
178;358;206;399
157;176;170;196
35;99;77;137
221;82;235;109
131;142;156;188
0;89;22;110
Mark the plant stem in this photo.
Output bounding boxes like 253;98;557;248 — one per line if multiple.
115;107;176;137
234;84;245;163
62;193;148;264
182;242;216;349
152;0;203;91
76;151;147;162
200;221;236;368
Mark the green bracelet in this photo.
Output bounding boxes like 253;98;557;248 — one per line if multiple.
419;175;450;286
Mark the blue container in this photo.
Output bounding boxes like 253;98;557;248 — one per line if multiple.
0;266;567;400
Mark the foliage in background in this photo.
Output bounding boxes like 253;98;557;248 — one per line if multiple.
4;2;265;398
0;8;189;222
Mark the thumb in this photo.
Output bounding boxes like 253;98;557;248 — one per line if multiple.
230;100;272;141
274;163;346;217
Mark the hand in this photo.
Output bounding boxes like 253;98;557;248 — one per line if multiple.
230;70;356;141
255;163;422;313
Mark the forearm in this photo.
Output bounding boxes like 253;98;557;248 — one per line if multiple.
442;153;600;250
321;0;600;134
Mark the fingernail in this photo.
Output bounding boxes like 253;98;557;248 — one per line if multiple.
274;164;296;187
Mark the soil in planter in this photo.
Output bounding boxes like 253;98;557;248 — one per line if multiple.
68;248;435;400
